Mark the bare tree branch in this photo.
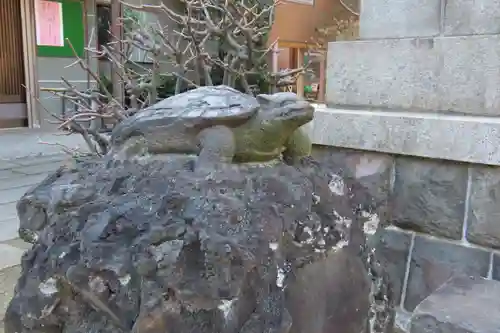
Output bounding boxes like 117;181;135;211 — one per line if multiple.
42;0;321;157
339;0;360;16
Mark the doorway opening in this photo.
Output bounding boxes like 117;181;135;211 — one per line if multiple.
0;0;28;128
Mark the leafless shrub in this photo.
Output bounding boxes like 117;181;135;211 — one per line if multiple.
40;0;317;156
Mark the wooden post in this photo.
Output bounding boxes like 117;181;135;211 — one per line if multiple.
270;43;280;93
20;0;39;127
296;48;304;98
110;0;124;105
272;42;279;73
318;54;326;103
84;0;95;91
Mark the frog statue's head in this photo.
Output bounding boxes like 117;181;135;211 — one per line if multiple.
256;92;315;129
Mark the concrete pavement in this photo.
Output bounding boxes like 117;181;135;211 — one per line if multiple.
0;241;32;332
0;128;87;160
0;154;71;242
0;129;86;241
0;266;21;332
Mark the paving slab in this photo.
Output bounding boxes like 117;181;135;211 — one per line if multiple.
0;203;17;222
0;219;19;243
0;139;69;243
0;129;86;161
0;239;31;328
0;245;25;271
0;154;67;168
0;154;66;172
0;130;85;331
0;161;66;180
1;239;31;251
0;186;32;206
0;266;20;322
0;173;48;192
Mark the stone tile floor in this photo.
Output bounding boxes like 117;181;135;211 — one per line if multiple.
0;239;32;333
0;152;64;331
0;130;81;332
0;154;68;242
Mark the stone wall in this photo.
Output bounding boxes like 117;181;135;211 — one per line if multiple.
309;0;500;317
310;145;500;314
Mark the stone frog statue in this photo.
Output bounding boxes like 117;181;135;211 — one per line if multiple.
108;85;314;166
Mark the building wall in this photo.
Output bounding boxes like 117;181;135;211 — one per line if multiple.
269;0;354;44
319;0;500;318
37;58;91;129
37;0;97;129
0;0;27;129
277;48;291;70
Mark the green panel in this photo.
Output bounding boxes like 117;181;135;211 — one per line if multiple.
37;0;85;58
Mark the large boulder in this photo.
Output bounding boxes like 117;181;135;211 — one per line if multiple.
6;155;393;333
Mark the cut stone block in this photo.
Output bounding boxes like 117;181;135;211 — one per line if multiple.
360;0;441;39
326;35;500;116
404;236;490;311
467;166;500;248
326;39;439;112
368;227;412;305
391;157;467;239
312;147;393;218
444;0;500;36
410;275;500;333
309;106;500;166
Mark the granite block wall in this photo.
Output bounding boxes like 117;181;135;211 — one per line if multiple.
326;0;500;116
316;0;500;318
311;146;500;312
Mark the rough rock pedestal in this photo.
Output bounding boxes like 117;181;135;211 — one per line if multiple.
3;155;390;333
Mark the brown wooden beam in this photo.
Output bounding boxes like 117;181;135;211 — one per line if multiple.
110;0;124;104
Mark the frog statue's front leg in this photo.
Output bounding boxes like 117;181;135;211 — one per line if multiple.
282;126;313;165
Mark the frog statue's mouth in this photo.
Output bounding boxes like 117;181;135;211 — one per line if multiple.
277;100;315;124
